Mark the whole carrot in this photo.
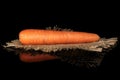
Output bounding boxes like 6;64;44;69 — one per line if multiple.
19;29;100;45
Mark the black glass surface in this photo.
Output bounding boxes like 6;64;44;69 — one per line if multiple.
0;9;119;78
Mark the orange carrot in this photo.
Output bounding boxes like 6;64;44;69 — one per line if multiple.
19;53;58;63
19;29;100;45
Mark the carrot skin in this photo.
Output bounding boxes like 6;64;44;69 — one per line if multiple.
19;29;100;45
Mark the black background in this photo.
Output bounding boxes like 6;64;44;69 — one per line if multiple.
0;3;119;78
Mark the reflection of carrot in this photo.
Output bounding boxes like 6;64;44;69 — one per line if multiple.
19;53;58;63
19;29;100;45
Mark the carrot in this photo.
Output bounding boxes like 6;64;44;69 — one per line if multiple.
19;53;58;63
19;29;100;45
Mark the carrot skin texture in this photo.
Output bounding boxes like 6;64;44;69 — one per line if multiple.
19;29;100;45
19;53;58;63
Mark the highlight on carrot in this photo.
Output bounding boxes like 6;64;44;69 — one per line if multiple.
19;53;58;63
19;29;100;45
